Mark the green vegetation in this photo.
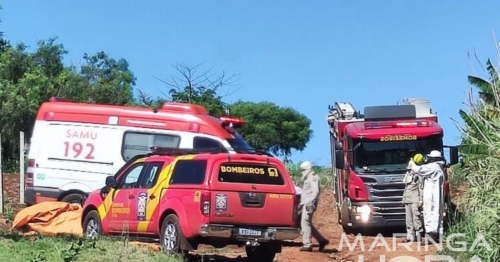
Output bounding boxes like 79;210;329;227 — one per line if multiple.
285;162;333;189
439;58;500;261
0;38;137;172
229;101;313;160
0;234;183;262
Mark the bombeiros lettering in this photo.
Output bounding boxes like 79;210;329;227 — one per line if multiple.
380;134;417;141
220;166;265;175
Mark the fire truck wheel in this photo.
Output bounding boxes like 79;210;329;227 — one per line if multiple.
160;214;188;256
342;225;355;235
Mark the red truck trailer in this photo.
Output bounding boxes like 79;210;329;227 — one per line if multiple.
327;98;459;234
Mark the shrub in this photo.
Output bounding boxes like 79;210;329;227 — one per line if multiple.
439;58;500;261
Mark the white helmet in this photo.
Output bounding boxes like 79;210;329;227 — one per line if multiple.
427;150;442;158
300;161;313;180
300;161;313;170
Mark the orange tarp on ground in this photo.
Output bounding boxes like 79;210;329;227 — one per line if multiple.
9;202;161;251
11;201;83;237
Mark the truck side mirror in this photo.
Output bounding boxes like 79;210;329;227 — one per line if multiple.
335;150;345;169
105;176;117;188
449;146;459;165
335;141;342;150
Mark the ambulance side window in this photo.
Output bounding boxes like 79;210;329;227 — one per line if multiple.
193;137;224;150
117;163;145;189
170;160;207;185
122;131;181;161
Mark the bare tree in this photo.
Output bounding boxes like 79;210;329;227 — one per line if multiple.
154;62;242;102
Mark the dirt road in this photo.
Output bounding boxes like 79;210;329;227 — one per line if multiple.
192;189;437;262
2;174;438;261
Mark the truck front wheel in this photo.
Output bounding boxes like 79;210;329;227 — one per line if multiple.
82;210;103;239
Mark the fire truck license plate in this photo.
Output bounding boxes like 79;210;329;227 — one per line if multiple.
239;228;261;236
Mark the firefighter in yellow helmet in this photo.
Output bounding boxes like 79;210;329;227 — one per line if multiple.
410;150;446;245
402;153;424;242
413;153;425;165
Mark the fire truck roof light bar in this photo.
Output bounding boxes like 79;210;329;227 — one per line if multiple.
364;120;429;129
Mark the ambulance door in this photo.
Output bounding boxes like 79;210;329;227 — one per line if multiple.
108;161;146;233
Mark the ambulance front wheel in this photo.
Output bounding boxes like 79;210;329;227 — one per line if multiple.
83;210;103;239
61;193;84;206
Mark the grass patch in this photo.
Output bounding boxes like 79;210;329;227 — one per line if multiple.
438;157;500;261
0;233;184;262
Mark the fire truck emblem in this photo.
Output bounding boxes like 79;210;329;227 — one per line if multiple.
137;192;148;221
215;193;228;211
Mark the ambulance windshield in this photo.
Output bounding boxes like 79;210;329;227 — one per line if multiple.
226;132;253;150
352;135;442;173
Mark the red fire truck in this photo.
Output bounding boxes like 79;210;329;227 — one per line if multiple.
327;98;459;234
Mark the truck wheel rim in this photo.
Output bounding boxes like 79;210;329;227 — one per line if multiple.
164;223;177;250
86;219;99;239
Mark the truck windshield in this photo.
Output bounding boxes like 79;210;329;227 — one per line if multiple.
352;136;442;173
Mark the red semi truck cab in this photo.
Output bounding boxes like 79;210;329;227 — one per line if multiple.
327;98;459;234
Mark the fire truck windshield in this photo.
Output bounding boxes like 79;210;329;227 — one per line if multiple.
352;135;442;173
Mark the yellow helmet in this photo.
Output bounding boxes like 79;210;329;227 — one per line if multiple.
413;153;424;165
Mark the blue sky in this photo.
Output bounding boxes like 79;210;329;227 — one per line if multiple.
2;1;500;166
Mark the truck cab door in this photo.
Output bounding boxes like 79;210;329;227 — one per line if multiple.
133;161;166;235
108;162;146;233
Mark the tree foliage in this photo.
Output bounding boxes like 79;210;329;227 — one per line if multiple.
442;53;500;261
0;38;136;171
229;101;313;159
458;59;500;163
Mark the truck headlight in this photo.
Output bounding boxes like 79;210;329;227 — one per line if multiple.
353;205;371;221
358;205;371;221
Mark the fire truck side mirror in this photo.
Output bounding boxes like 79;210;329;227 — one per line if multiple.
335;150;345;169
334;141;343;150
449;146;459;165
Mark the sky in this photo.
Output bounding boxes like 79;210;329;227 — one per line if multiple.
2;1;500;166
